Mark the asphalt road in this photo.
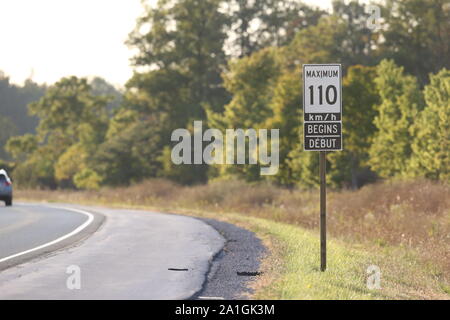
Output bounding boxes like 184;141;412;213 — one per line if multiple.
0;203;227;299
0;203;265;300
0;204;91;261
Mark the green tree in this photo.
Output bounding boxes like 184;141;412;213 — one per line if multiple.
368;60;424;178
225;0;261;57
208;47;281;181
5;134;37;161
331;0;380;67
0;74;45;137
11;145;58;188
54;143;88;187
327;65;380;188
92;114;163;186
381;0;450;85
73;168;102;190
264;69;302;185
128;0;229;113
256;0;325;48
208;46;306;185
89;77;122;114
223;0;325;58
409;68;450;181
286;16;346;66
286;1;380;69
0;116;18;159
0;72;45;159
29;77;108;144
125;0;231;183
287;148;320;188
7;77;110;188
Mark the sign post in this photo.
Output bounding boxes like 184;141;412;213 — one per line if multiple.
303;64;342;272
319;151;326;271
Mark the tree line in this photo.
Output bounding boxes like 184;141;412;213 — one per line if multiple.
2;0;449;189
0;73;45;161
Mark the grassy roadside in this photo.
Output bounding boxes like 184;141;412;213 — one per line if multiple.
191;211;448;299
15;179;450;300
239;217;448;299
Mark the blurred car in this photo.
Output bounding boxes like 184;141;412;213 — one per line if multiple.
0;169;12;206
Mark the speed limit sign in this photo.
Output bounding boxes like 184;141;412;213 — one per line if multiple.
302;64;343;272
303;64;342;151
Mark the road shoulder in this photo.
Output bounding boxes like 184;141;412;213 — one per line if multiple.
193;217;266;300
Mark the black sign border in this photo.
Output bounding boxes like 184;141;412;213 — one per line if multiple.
302;64;343;152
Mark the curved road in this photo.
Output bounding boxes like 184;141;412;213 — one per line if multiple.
0;204;91;261
0;203;225;299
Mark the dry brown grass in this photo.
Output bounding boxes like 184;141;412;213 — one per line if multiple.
16;178;450;291
329;180;450;279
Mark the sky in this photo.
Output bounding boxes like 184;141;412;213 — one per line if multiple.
0;0;332;88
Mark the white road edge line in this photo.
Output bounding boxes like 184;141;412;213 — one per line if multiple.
0;205;94;264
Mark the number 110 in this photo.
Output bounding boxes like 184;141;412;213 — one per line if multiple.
308;85;337;105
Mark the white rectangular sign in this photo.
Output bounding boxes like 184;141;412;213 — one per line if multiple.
303;64;342;151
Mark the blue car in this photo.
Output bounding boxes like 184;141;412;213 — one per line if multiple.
0;169;12;206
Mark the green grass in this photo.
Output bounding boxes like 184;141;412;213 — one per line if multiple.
248;218;381;299
440;284;450;295
226;215;449;300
